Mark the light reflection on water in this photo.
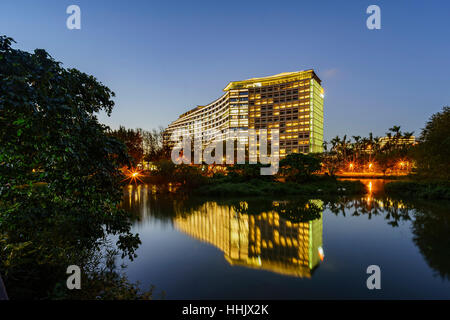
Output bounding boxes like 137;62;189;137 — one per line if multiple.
119;182;450;299
173;200;324;278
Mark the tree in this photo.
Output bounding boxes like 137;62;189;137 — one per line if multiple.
279;153;321;182
154;159;177;180
0;36;140;299
322;126;415;174
227;163;273;181
338;134;350;163
388;125;402;138
352;135;362;164
317;152;339;176
140;127;170;162
413;106;450;179
109;126;144;165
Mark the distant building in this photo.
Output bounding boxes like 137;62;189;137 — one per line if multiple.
164;70;324;160
379;136;416;148
361;136;416;154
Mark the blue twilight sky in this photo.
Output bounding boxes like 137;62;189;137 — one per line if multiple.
1;0;449;141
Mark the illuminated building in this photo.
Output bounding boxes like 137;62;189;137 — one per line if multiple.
378;136;416;148
174;201;323;278
164;70;324;158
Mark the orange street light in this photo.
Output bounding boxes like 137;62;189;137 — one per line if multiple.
122;167;144;184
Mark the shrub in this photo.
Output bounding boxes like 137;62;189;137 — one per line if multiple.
279;153;321;182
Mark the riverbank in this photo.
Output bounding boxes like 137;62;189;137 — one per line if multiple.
136;170;449;200
333;173;407;179
385;180;450;200
134;173;366;197
194;177;365;197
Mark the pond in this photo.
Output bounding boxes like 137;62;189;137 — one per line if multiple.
119;181;450;299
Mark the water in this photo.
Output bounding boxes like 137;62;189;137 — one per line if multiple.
119;181;450;299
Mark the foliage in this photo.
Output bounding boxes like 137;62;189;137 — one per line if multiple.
322;126;415;174
233;198;322;223
0;36;140;299
175;165;207;188
154;159;177;178
412;203;450;280
109;126;144;165
195;177;365;197
279;153;321;182
108;126;170;165
140;127;170;162
412;106;450;179
272;200;322;223
227;163;273;182
51;246;158;300
325;196;450;280
317;153;339;176
374;148;407;174
152;160;207;188
385;180;450;200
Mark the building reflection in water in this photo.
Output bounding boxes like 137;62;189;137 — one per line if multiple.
123;184;450;284
174;201;323;278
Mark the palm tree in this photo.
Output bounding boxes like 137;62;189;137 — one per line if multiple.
352;135;362;164
371;136;381;162
388;125;402;149
361;136;371;164
401;131;414;149
339;135;349;163
330;136;340;151
389;125;402;137
383;132;393;152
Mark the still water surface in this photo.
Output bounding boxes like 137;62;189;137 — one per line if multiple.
119;180;450;299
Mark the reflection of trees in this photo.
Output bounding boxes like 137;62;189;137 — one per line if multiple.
325;196;450;280
410;201;450;280
121;185;203;223
230;198;322;223
122;187;450;282
123;192;324;225
324;196;412;227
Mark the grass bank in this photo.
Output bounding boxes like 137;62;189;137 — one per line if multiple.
384;180;450;200
194;177;365;197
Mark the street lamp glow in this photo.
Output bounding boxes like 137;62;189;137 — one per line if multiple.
122;168;143;184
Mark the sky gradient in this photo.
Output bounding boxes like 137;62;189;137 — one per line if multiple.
1;0;449;141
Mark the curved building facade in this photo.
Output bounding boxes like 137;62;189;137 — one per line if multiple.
164;70;324;158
